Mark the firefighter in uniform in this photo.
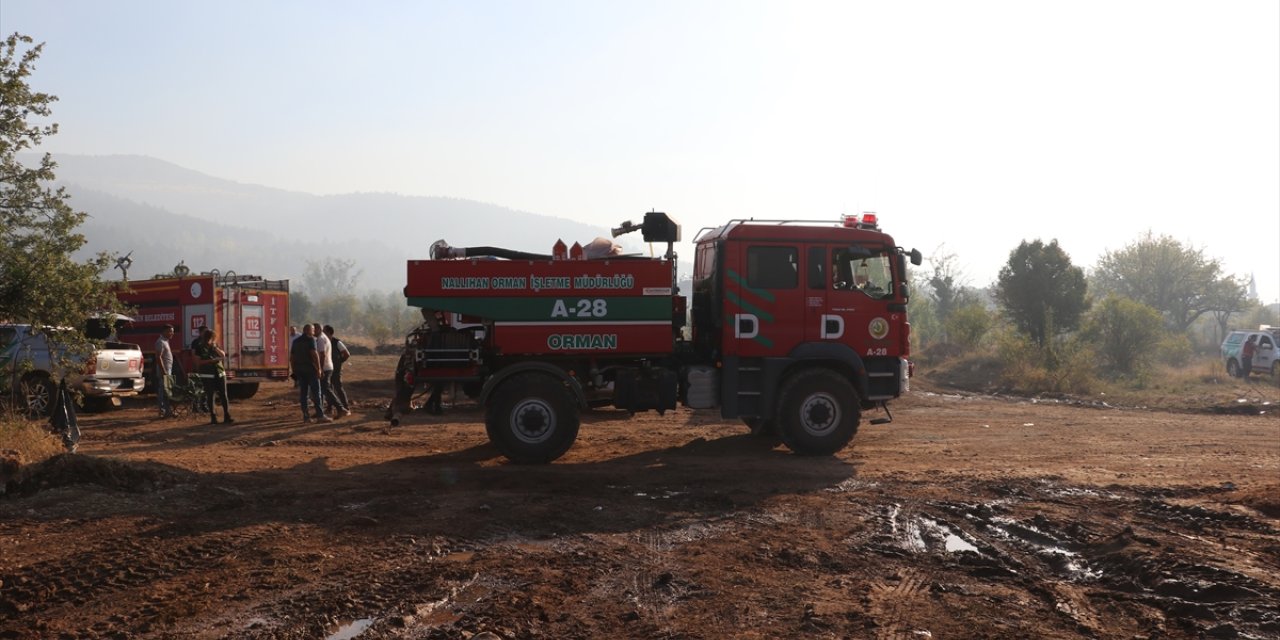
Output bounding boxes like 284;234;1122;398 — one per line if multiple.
194;328;235;424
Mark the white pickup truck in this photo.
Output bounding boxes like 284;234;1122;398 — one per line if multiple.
0;323;145;415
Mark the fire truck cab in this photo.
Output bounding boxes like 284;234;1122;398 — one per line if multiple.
688;214;921;441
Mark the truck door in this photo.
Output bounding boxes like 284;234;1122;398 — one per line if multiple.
805;246;833;343
726;243;804;358
1256;333;1277;373
827;245;900;359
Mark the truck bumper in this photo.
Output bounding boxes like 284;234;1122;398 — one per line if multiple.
76;376;144;398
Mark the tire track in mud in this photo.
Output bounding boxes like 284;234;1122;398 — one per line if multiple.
856;478;1280;639
0;524;289;634
157;535;481;640
867;567;930;640
172;534;498;638
1139;498;1280;534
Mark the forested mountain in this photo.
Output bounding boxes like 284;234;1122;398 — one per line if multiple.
42;154;616;293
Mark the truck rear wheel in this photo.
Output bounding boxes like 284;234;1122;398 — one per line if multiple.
775;369;859;456
1226;359;1241;378
485;373;580;464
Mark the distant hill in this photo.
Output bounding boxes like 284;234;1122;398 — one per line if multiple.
39;154;620;294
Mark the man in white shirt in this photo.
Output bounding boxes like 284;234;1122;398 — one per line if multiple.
313;322;349;417
155;324;176;418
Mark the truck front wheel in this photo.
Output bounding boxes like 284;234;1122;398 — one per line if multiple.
775;369;859;456
485;373;580;464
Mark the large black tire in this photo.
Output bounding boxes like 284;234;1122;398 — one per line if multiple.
775;369;859;456
1226;359;1240;378
485;373;580;464
227;382;259;400
21;373;55;418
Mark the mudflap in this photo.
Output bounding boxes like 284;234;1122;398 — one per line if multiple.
869;401;893;426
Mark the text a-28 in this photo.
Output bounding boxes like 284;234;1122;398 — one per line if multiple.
551;299;608;318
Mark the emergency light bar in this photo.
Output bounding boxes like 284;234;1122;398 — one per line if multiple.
842;212;880;230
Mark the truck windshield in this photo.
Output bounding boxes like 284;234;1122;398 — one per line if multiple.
833;249;894;299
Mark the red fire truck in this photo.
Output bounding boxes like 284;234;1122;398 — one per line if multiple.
395;211;921;463
114;268;291;398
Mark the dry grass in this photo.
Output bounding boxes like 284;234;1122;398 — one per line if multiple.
926;350;1280;411
1093;355;1280;409
0;413;66;476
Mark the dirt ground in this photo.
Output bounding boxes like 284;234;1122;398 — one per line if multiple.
2;356;1278;639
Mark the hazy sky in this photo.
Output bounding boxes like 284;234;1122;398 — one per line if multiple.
6;1;1279;303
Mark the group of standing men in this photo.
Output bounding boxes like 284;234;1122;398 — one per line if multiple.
289;323;352;423
152;322;354;425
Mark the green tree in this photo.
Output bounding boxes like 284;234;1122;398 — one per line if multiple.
289;290;313;326
1207;279;1253;345
906;264;942;350
1239;303;1279;334
1093;233;1247;333
1081;296;1163;377
906;293;941;353
1;34;122;354
945;302;992;350
995;239;1088;347
926;246;975;334
298;258;364;330
301;257;362;301
359;290;418;346
307;293;357;329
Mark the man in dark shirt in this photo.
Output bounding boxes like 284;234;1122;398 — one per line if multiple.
194;328;234;424
291;324;328;423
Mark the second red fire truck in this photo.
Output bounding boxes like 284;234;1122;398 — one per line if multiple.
114;267;291;398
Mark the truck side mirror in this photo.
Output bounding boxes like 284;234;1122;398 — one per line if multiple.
909;248;923;266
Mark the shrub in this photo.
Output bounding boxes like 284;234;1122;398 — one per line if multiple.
1080;296;1162;378
946;303;993;350
1156;332;1194;367
995;327;1097;394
